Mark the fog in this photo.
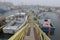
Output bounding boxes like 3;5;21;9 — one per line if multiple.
0;0;60;7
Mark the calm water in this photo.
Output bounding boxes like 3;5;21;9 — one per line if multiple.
41;12;60;40
0;32;13;40
51;19;60;40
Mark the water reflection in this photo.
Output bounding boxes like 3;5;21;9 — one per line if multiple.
0;31;13;40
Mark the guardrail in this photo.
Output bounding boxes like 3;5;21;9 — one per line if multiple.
8;20;50;40
8;23;29;40
34;23;51;40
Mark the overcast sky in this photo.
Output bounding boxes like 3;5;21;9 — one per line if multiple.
0;0;60;7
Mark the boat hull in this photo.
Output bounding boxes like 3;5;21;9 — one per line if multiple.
40;26;55;33
0;25;5;32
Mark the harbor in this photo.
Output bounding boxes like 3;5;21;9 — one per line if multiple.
0;2;60;40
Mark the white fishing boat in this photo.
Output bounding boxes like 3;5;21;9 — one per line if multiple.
3;12;28;34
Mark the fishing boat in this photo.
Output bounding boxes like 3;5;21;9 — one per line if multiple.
40;19;55;33
3;12;28;34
